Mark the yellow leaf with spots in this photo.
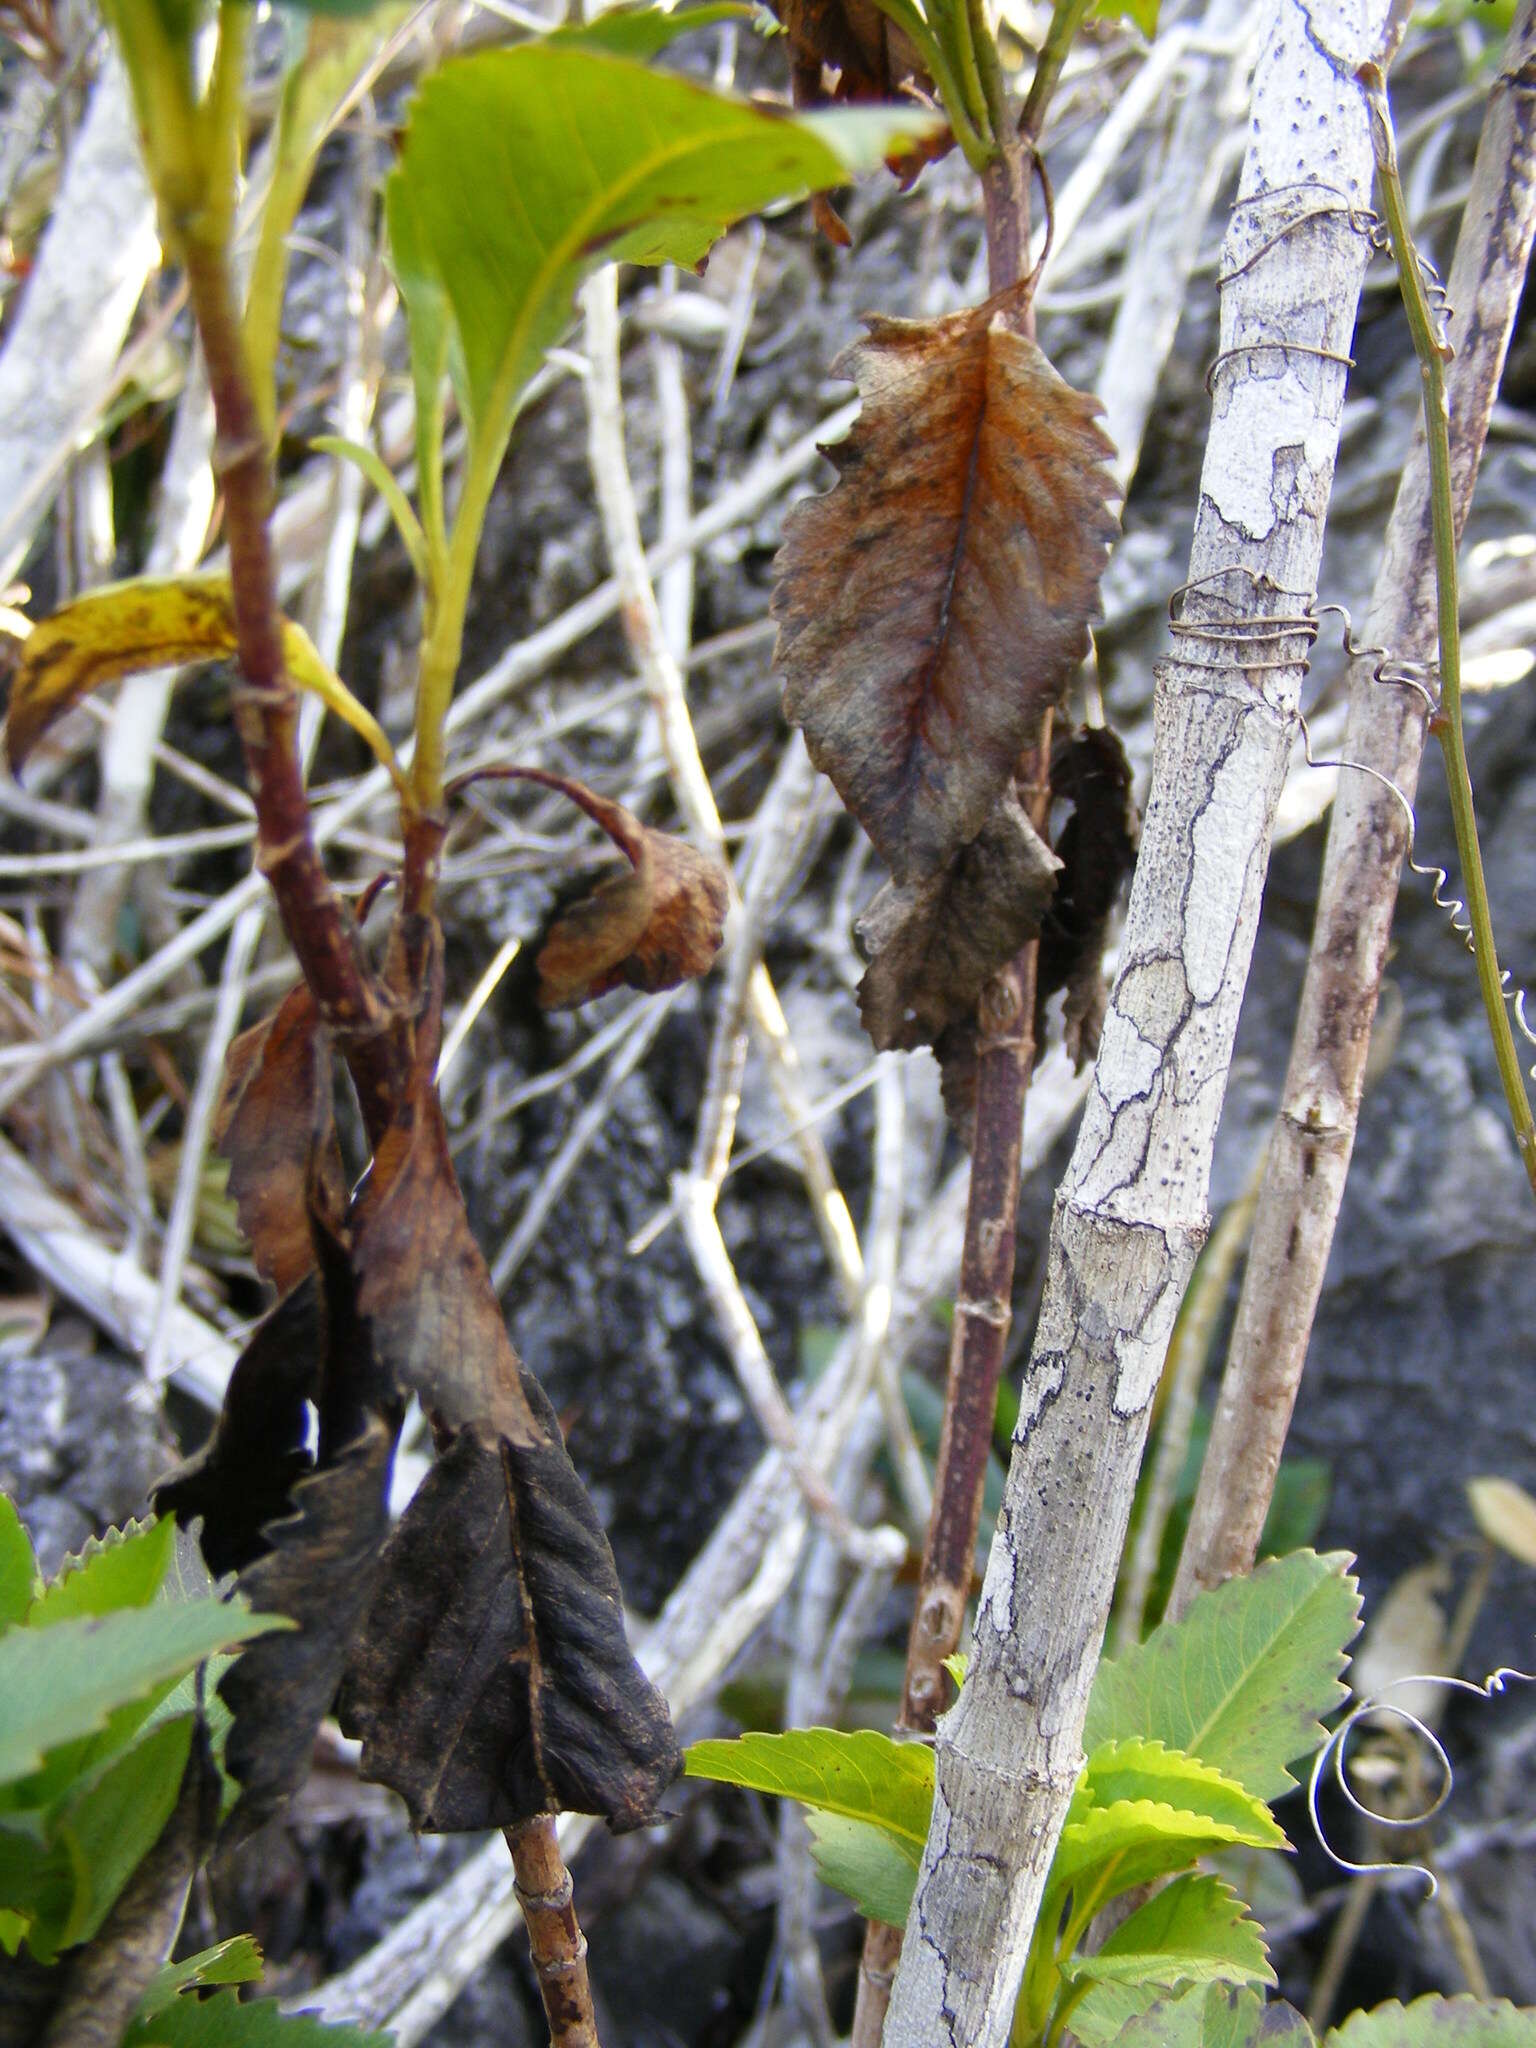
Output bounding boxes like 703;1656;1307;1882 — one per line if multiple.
4;574;405;793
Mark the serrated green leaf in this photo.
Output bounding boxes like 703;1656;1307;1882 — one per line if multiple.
1085;1552;1360;1800
1325;1997;1536;2047
388;44;941;447
122;1986;395;2046
1071;1875;1274;1993
549;1;754;58
135;1936;265;2022
685;1727;933;1847
0;1602;287;1785
1047;1795;1278;1910
1106;1984;1313;2048
804;1810;918;1926
1081;1742;1285;1849
0;1498;37;1628
29;1516;175;1627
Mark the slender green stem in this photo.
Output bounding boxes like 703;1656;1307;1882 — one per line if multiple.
966;0;1011;145
935;0;996;162
862;0;993;168
1362;62;1536;1195
1019;0;1092;143
410;431;502;815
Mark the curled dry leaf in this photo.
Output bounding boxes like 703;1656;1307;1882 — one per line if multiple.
775;302;1119;884
855;785;1060;1051
216;984;346;1296
451;765;728;1007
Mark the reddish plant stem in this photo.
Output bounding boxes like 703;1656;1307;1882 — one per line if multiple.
507;1817;602;2048
851;138;1043;2048
177;227;403;1141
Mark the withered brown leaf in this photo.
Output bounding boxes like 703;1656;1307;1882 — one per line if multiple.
771;0;951;192
343;926;683;1831
216;983;345;1294
934;723;1140;1133
855;786;1060;1053
774;303;1119;884
528;773;728;1008
339;1411;681;1833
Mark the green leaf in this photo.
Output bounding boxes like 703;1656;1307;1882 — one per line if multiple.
388;44;941;445
1325;1997;1536;2047
1046;1794;1280;1911
804;1810;918;1926
0;1498;37;1628
1081;1742;1286;1849
549;1;755;59
1085;1551;1360;1800
28;1517;175;1627
44;1715;195;1957
1105;1985;1314;2048
1093;0;1159;34
685;1728;933;1849
311;436;429;584
0;1601;287;1785
122;1987;395;2046
1071;1875;1274;1993
135;1937;265;2022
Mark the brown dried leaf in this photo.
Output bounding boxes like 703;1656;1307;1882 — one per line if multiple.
522;771;728;1008
1038;723;1139;1069
774;304;1119;883
343;926;683;1832
339;1412;682;1833
216;984;345;1293
352;1075;543;1450
771;0;950;187
855;785;1059;1051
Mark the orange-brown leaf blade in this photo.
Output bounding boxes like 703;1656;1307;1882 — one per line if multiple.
216;984;344;1294
774;307;1119;883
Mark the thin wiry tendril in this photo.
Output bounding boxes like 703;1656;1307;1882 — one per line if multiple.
1166;570;1536;1087
1308;1667;1534;1895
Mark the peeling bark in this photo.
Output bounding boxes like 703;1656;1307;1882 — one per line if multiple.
882;2;1393;2040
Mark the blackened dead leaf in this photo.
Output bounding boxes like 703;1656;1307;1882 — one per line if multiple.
216;1218;399;1840
340;1409;681;1832
774;303;1119;883
153;1279;322;1580
217;984;345;1293
855;786;1059;1052
1038;724;1139;1069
